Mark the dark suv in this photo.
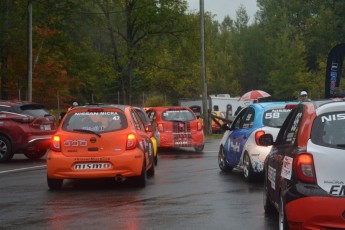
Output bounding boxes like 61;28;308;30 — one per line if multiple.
0;101;57;162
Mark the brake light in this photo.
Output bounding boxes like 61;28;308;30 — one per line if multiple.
126;133;137;150
197;120;203;131
285;104;297;109
87;108;104;112
255;130;265;145
158;123;164;132
294;153;316;184
51;135;61;152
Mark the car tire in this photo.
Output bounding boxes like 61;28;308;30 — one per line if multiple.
0;136;14;162
147;148;155;177
154;153;158;166
279;195;289;230
136;159;147;187
263;177;275;214
47;177;63;190
147;159;155;177
194;145;204;152
243;153;254;182
24;150;47;160
218;145;233;172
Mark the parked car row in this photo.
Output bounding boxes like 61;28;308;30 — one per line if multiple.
47;104;205;190
218;99;345;230
6;98;345;229
0;100;205;190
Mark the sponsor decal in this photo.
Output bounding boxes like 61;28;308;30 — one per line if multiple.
74;163;112;170
329;185;345;196
75;111;119;116
74;157;110;161
321;114;345;122
271;109;291;113
286;112;302;143
281;156;293;180
64;139;87;147
230;141;240;153
324;180;344;184
268;166;276;189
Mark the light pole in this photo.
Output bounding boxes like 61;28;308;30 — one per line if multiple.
27;0;32;102
200;0;209;134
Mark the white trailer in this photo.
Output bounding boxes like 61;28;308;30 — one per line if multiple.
178;94;251;118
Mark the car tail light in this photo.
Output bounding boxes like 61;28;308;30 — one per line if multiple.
51;135;61;152
87;108;104;112
294;153;317;184
197;120;203;131
285;104;297;109
255;130;265;145
158;123;164;132
11;116;34;123
126;133;137;150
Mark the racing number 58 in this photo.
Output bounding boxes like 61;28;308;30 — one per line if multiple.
265;113;280;119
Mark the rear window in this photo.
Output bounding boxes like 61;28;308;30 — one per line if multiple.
135;109;150;125
162;109;195;122
18;104;50;117
263;108;292;128
62;110;128;132
311;112;345;149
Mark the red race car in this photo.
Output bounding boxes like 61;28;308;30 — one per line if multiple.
146;106;205;152
260;99;345;230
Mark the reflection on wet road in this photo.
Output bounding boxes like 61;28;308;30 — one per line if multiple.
0;139;278;230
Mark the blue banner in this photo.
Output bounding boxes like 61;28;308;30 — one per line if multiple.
325;43;345;98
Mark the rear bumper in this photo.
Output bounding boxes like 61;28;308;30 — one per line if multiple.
15;135;52;153
286;196;345;229
158;131;204;148
46;150;144;179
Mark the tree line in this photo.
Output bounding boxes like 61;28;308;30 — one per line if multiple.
1;0;344;109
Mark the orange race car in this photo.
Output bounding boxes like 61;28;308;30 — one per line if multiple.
46;104;155;190
146;106;205;152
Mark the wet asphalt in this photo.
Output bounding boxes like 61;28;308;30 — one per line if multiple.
0;138;278;230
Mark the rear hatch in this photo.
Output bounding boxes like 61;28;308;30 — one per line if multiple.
59;107;129;157
307;141;345;196
160;108;199;146
309;108;345;196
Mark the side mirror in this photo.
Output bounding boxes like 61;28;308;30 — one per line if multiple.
258;134;274;146
221;123;231;132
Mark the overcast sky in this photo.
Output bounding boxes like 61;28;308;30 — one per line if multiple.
186;0;258;23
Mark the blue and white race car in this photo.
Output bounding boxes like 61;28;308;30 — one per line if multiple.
218;102;297;182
